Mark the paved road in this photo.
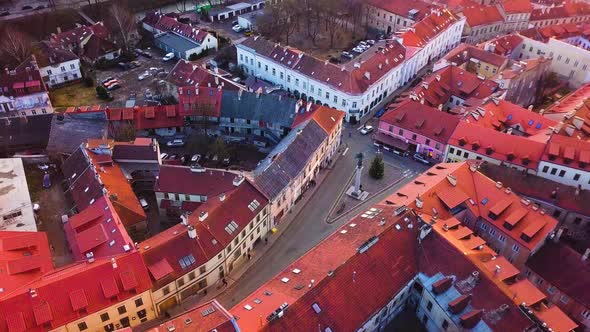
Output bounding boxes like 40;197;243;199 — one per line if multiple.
214;127;428;309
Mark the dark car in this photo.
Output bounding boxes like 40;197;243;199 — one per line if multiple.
375;107;386;118
21;5;32;10
0;11;10;16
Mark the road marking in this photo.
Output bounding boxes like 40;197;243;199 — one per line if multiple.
342;147;349;156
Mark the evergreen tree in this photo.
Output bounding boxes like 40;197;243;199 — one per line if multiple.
369;155;385;179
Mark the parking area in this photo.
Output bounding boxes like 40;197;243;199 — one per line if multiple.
200;18;251;43
95;48;178;107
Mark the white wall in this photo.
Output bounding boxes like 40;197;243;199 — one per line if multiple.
538;161;590;190
40;58;82;88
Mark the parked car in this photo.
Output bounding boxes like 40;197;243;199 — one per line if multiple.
359;41;369;48
138;72;150;80
341;51;353;59
191;154;201;162
352;47;364;53
163;53;175;61
21;5;32;10
412;153;432;165
366;39;376;45
232;25;243;32
166;139;185;147
231;20;239;26
139;197;149;210
375;107;386;118
130;61;141;68
107;83;121;91
35;5;45;10
360;125;374;135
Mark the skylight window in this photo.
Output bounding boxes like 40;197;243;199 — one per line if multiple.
481;198;489;205
179;254;196;269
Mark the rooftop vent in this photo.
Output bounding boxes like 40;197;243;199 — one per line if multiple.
199;211;208;221
233;174;245;186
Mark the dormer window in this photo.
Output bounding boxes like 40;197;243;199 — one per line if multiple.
458;138;467;147
485;147;494;155
507;153;515;161
472;142;480;151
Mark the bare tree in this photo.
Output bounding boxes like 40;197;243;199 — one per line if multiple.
110;3;135;51
176;0;195;13
0;26;34;65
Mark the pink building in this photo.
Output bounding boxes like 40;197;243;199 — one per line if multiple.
376;100;460;161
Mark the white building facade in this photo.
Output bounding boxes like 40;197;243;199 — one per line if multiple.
40;58;82;88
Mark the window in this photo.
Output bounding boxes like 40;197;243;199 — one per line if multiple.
547;286;556;294
442;319;449;330
272;68;276;76
412;134;417;140
398;129;404;135
574;173;581;181
542;166;549;173
189;271;196;280
574;217;582;225
352;102;357;108
560;295;569;304
117;306;126;314
178;278;185;287
535;277;543;285
200;266;207;274
450;147;455;154
135;298;144;307
489;228;496;236
47;69;52;75
163;286;170;295
582;310;590;319
78;322;88;331
480;223;488;230
427;301;433;311
463;151;469;158
61;66;66;72
512;244;520;252
558;170;566;177
550;168;557;175
425;139;430;146
498;235;506;242
100;313;110;322
70;63;76;69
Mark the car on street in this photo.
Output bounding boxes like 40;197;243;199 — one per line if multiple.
139;197;149;210
366;39;376;45
360;125;374;135
166;139;185;147
375;107;386;118
163;53;175;61
130;61;141;68
352;47;364;53
359;41;369;48
232;25;243;32
107;83;121;91
138;72;150;80
412;153;432;165
341;51;353;59
101;76;114;85
191;154;201;162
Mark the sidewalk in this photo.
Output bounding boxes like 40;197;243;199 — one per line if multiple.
165;147;346;317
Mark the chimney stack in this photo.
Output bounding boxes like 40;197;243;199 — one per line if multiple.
188;225;197;239
111;257;118;269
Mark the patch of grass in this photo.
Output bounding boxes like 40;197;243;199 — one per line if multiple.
50;84;101;108
24;165;44;202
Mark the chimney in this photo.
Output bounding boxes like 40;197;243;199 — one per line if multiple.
181;213;189;225
199;211;208;221
188;225;197;239
494;265;501;275
86;252;95;263
583;248;590;261
111;257;118;269
554;228;564;242
364;71;371;80
29;289;38;298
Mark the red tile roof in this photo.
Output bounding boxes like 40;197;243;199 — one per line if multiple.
309;105;345;135
154;166;238;197
365;0;439;20
380;99;461;143
401;10;460;48
485;34;524;57
146;300;237;332
461;5;504;27
463;99;557;138
527;242;590;308
541;134;590;171
410;66;498;108
535;305;579;332
63;195;135;260
240;36;407;95
0;252;151;332
141;177;266;288
442;43;508;68
0;232;53;298
501;0;532;14
168;60;243;91
0;56;47;98
232;205;418;332
449;121;547;170
142;12;210;44
178;86;223;117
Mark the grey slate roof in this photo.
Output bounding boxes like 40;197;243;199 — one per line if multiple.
47;113;108;155
155;32;200;53
220;90;300;128
254;120;327;199
0;114;53;154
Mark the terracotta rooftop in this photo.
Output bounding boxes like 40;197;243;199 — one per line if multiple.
141;176;267;288
542;83;590;139
155;166;238;197
231;205;418;332
63;195;134;260
0;251;151;332
142;12;210;44
146;300;237;332
501;0;532;14
527;241;590;308
443;43;508;68
0;232;53;299
409;66;498;109
178;86;223;118
461;5;504;27
365;0;439;20
383;162;558;251
484;34;524;57
401;9;461;49
379;99;461;143
449;121;547;170
168;60;242;90
542;134;590;172
462;99;557;138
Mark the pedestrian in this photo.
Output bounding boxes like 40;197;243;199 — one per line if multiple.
265;237;268;245
222;278;228;287
247;253;252;260
348;131;352;138
50;244;55;252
